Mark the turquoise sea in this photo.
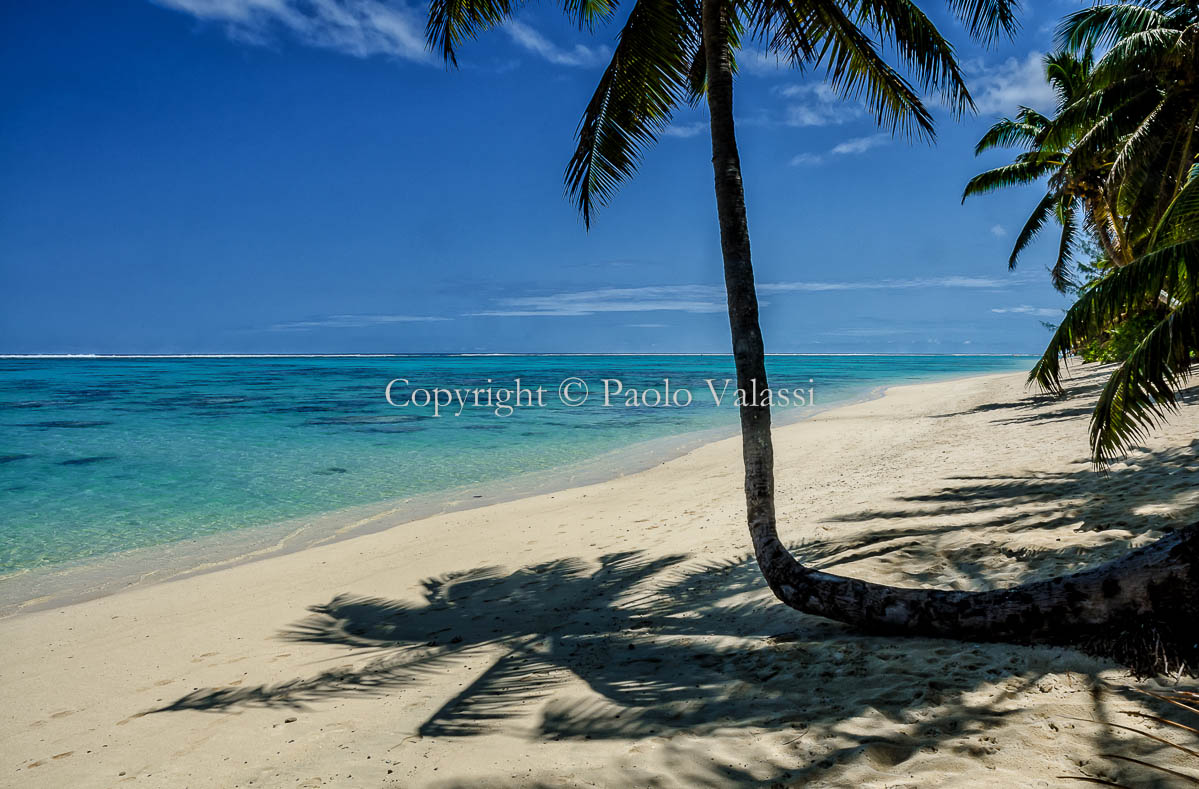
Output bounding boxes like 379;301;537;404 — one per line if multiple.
0;355;1030;578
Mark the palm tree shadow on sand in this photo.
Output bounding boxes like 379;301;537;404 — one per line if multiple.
148;442;1197;786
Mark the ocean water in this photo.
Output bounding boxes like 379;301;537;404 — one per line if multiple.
0;355;1030;577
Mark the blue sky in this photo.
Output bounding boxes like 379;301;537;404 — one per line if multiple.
1;0;1082;354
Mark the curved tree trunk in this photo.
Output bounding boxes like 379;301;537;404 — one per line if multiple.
700;0;1199;676
1089;197;1126;268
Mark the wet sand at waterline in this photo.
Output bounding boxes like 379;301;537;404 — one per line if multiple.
2;365;1196;787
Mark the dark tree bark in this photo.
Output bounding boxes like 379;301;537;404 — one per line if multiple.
700;0;1199;676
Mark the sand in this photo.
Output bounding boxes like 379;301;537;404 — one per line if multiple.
2;365;1197;788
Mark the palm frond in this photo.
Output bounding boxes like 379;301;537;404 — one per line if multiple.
962;158;1056;200
1028;239;1198;397
563;0;621;29
1107;93;1170;211
758;0;936;139
1044;48;1094;107
1094;25;1185;76
1053;198;1079;292
427;0;522;66
944;0;1020;43
973;114;1044;154
1118;114;1194;246
564;0;696;227
846;0;976;116
1008;191;1061;269
1057;2;1169;52
1040;74;1155;154
1151;162;1199;248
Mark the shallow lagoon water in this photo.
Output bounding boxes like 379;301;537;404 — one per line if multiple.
0;355;1030;576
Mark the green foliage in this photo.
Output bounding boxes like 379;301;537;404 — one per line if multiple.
1077;309;1165;363
1070;242;1161;365
968;0;1199;463
1031;164;1199;463
963;50;1101;292
426;0;1019;226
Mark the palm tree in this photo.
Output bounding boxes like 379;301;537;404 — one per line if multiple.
1032;163;1199;465
963;50;1132;292
967;0;1198;465
1020;0;1199;467
1057;0;1199;255
423;0;1199;673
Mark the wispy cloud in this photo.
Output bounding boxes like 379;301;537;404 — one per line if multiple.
991;305;1061;317
473;277;1012;317
776;83;862;128
783;104;860;127
270;314;450;331
790;133;890;166
153;1;605;68
759;276;1008;293
470;285;727;317
788;152;824;167
969;51;1057;115
775;83;837;100
990;224;1007;237
662;121;708;139
737;82;862;132
820;327;922;337
738;48;787;75
502;20;609;67
152;0;433;62
830;133;889;155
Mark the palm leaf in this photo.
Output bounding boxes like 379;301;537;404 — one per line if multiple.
846;0;976;115
1028;239;1198;396
427;0;522;66
755;0;936;139
428;0;620;65
973;114;1046;154
564;0;696;227
1053;197;1079;292
1151;163;1199;248
1057;2;1169;52
962;158;1056;199
1006;191;1061;269
945;0;1020;42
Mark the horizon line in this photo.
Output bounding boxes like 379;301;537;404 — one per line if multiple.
0;352;1039;359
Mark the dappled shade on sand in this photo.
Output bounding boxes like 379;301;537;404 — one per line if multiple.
152;437;1197;784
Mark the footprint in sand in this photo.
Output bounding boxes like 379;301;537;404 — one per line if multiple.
861;741;916;768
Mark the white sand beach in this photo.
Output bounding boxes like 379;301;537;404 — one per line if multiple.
2;366;1197;788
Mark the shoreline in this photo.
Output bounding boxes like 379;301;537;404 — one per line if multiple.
2;364;1196;787
0;370;900;618
0;366;1026;619
1;353;1039;359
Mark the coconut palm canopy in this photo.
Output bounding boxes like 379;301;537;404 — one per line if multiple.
966;0;1199;463
963;1;1199;460
426;0;1019;225
962;50;1110;292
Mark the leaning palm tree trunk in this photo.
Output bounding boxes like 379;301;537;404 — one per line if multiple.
701;0;1199;677
701;0;784;584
